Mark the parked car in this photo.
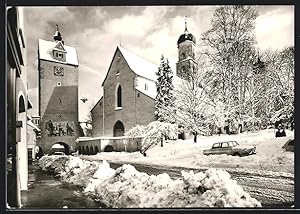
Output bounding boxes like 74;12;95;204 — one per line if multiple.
52;151;65;156
282;139;294;152
203;141;256;157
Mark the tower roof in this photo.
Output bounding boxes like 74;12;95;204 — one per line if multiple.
177;18;196;46
38;39;79;66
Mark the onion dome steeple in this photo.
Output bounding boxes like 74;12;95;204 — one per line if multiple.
53;24;64;44
177;16;196;47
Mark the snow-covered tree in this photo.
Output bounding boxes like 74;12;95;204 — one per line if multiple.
201;5;258;133
126;121;178;155
125;124;146;138
263;47;294;126
155;55;175;122
166;62;216;143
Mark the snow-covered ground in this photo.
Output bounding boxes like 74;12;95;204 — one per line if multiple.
83;129;294;175
38;156;262;208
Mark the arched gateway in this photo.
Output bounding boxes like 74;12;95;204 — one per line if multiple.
51;142;70;155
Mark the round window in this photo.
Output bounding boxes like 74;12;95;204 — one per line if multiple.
57;82;61;86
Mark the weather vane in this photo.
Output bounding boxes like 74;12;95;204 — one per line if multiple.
184;16;188;32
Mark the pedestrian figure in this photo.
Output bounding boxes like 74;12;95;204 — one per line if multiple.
45;120;54;136
66;122;74;136
275;124;286;138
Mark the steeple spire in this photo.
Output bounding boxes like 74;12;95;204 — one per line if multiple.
53;24;63;43
184;16;188;33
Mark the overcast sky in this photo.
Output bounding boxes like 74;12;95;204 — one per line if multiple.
23;5;294;122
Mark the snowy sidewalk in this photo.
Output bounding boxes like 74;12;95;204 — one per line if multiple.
82;129;294;176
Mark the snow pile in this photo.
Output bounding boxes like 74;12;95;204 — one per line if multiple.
38;156;261;208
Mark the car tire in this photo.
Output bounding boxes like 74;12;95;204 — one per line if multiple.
233;152;241;157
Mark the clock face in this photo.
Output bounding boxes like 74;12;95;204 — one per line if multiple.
54;66;64;76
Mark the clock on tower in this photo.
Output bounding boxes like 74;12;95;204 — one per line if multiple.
54;66;64;76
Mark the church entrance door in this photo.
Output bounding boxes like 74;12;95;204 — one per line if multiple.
113;121;125;137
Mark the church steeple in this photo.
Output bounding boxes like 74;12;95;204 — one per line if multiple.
176;17;197;80
53;24;64;44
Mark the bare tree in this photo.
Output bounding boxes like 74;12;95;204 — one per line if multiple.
201;5;258;132
164;62;216;143
263;47;294;125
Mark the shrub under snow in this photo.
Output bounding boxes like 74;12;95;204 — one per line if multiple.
38;156;261;208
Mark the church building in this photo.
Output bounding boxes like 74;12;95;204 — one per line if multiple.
37;27;82;154
91;46;157;137
91;20;196;137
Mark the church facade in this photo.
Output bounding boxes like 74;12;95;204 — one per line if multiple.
37;28;82;154
91;21;196;137
91;46;157;137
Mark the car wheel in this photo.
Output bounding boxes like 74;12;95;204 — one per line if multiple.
233;152;241;157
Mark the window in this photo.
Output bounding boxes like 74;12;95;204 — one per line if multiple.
145;83;148;90
116;85;122;108
222;143;229;148
137;93;140;97
212;143;221;148
53;50;64;61
55;52;63;59
57;82;61;86
181;53;186;59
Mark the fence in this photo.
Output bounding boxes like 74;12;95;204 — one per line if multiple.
76;136;143;155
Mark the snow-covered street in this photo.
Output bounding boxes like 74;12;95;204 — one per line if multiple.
83;129;294;175
36;129;294;208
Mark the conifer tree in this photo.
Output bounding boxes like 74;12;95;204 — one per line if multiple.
155;55;175;122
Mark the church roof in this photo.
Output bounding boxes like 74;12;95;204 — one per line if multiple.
118;46;158;81
177;33;196;46
136;88;156;100
38;39;79;66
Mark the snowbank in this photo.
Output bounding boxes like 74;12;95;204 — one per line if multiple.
38;156;261;208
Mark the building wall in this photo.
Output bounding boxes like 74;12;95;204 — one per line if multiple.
102;49;136;136
135;90;156;126
27;125;37;159
91;98;103;137
176;40;196;80
38;59;79;154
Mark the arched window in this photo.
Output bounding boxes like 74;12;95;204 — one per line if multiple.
19;96;25;113
181;52;186;59
116;85;122;108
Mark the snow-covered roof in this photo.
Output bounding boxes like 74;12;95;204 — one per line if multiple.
90;96;103;113
38;39;79;66
136;88;156;100
118;46;158;81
